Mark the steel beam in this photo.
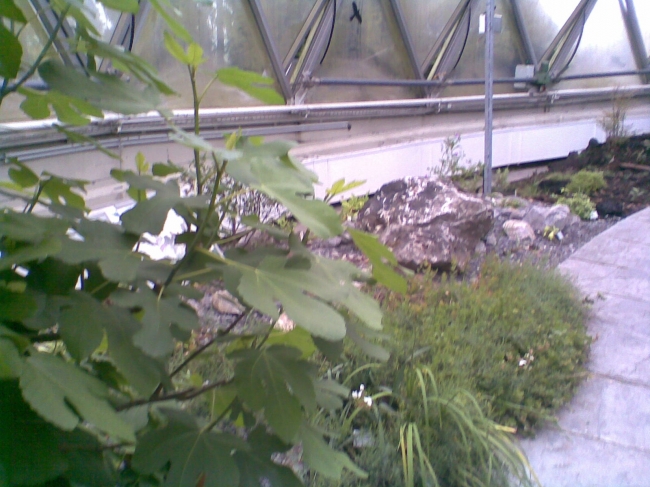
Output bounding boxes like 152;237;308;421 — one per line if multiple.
620;0;649;83
387;0;424;82
421;0;472;79
484;0;495;195
246;0;293;103
283;0;328;69
537;0;598;79
508;0;537;65
28;0;80;68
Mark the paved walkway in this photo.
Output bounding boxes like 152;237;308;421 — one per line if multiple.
520;207;650;487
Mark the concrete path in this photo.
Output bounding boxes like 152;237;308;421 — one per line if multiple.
520;207;650;487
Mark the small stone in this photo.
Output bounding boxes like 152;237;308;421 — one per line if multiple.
475;241;487;255
486;234;498;246
275;313;295;331
211;290;244;315
503;220;536;241
589;210;599;220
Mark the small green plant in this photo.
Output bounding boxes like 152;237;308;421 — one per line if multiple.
557;192;596;220
543;225;562;241
598;97;631;141
341;194;370;222
431;135;483;184
565;170;607;196
493;168;510;193
629;187;646;201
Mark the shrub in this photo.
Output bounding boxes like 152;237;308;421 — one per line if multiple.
565;170;607;196
312;259;588;487
557;192;596;220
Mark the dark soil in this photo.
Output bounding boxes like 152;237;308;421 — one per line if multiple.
511;133;650;216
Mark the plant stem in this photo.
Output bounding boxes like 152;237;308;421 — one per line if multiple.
117;378;233;411
168;312;247;379
24;180;48;213
189;65;203;194
0;6;69;104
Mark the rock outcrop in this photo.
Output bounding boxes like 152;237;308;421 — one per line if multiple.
357;177;494;270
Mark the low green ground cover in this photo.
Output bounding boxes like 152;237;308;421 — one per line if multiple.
311;258;590;487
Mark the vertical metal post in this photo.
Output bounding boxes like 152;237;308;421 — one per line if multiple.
621;0;649;83
484;0;494;195
246;0;294;103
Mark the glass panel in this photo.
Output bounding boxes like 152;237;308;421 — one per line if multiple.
517;0;582;62
132;0;277;109
305;0;417;102
440;0;526;97
554;0;641;89
82;0;122;43
398;0;462;66
258;0;319;59
633;0;650;60
0;2;58;123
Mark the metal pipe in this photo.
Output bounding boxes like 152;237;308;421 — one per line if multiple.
508;0;537;65
422;0;471;72
538;0;592;68
387;0;424;82
308;68;650;87
484;0;495;195
283;0;328;69
246;0;294;102
3;122;352;162
620;0;649;82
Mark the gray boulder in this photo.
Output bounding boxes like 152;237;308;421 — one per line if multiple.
523;204;575;232
357;177;494;270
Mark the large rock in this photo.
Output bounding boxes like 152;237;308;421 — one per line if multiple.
357;177;494;270
523;204;575;232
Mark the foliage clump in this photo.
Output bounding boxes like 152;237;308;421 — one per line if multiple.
556;192;596;220
565;170;607;196
312;258;589;487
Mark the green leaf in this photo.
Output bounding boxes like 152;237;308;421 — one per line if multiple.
209;383;238;420
0;210;69;242
0;0;27;22
58;292;107;361
148;0;192;43
0;382;68;486
7;162;39;188
18;87;104;125
39;61;161;115
299;422;367;479
26;257;83;296
231;345;316;442
312;336;344;362
234;427;303;487
0;285;37;322
110;288;199;358
0;237;62;271
186;43;205;67
59;429;117;487
53;125;120;159
265;326;317;359
348;228;407;293
19;352;135;442
217;67;284;105
152;162;184;177
97;0;138;13
103;305;171;395
347;321;390;361
315;379;349;410
0;24;22;79
41;177;88;210
132;408;243;487
0;338;23;378
163;31;190;64
326;179;366;198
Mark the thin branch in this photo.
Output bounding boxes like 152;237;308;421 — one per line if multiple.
0;6;70;101
169;311;247;379
189;65;203;194
116;378;233;411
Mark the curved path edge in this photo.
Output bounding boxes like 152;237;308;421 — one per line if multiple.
520;207;650;487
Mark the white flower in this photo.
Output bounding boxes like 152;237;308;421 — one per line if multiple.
518;359;527;367
363;397;373;407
